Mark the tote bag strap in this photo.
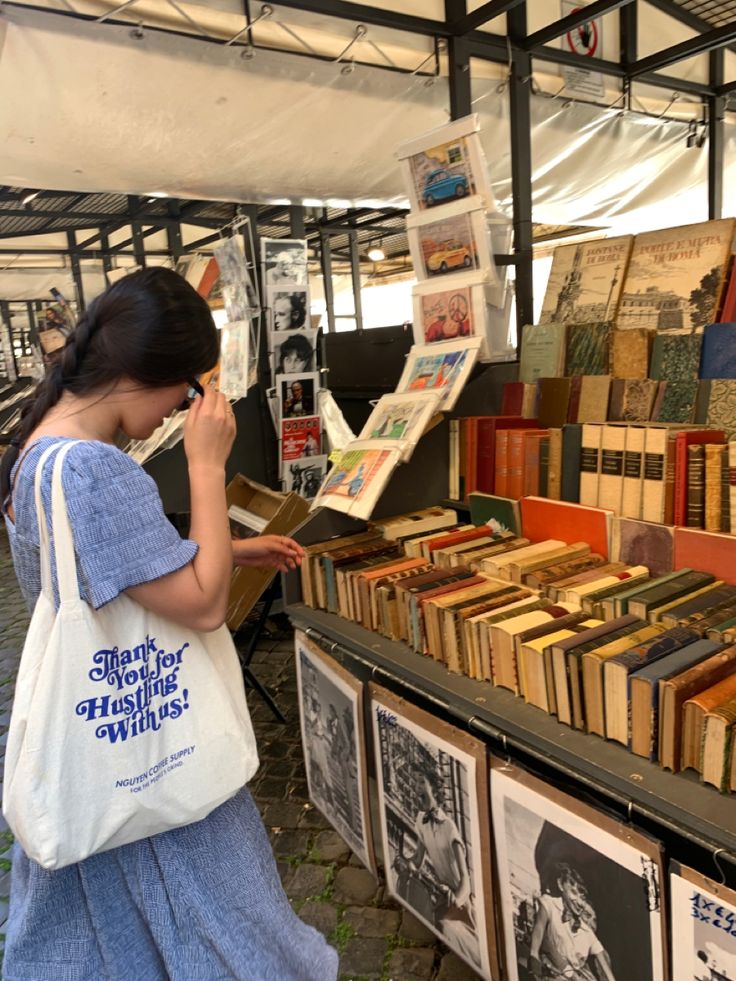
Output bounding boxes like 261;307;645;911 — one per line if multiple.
33;440;80;605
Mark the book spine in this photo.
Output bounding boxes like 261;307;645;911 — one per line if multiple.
721;444;731;533
523;434;541;497
449;420;459;500
641;426;667;524
539;438;550;498
561;424;582;503
547;428;563;500
663;432;677;526
579;423;602;507
458;419;468;501
598;424;626;515
730;440;736;533
673;434;689;526
567;374;582;423
686;444;706;529
507;430;526;499
705;442;723;532
495;430;510;498
621;425;645;519
475;420;495;494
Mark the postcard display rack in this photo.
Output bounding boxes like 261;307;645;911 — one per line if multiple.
306;115;516;527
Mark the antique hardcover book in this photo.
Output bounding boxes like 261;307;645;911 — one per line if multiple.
480;539;566;577
721;444;731;532
564;321;612;375
610;327;652;378
473;597;549;681
467;490;523;536
561;423;583;503
659;645;736;772
394;567;474;642
526;553;607;591
657;581;736;629
673;430;725;526
582;622;666;738
579;423;603;507
597;424;626;514
610;517;674;579
682;670;736;772
629;637;723;760
619;425;645;519
519;497;611;559
603;625;700;747
575;374;611;424
610;378;658;423
695;378;736;438
455;586;534;678
582;570;652;620
519;618;601;713
490;605;578;694
501;542;590;585
700;322;736;378
536;378;571;429
616;218;735;332
686;444;706;528
650;379;699;425
701;694;736;791
540;236;633;325
649;333;702;382
512;610;593;700
704;442;723;532
518;322;567;383
378;506;460;541
641;426;672;524
547;615;641;726
546;428;563;500
627;569;715;621
301;530;382;608
522;432;549;497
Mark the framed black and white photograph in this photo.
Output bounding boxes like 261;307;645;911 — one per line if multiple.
370;683;498;981
267;287;309;332
261;238;308;288
295;631;375;873
271;329;318;378
670;862;736;981
278;371;319;419
490;759;667;981
283;455;328;500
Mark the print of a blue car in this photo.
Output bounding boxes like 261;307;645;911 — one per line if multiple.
422;169;469;206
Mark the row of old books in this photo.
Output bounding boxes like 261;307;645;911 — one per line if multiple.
449;411;736;533
300;507;736;793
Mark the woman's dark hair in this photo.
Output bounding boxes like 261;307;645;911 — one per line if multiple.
0;266;219;500
278;332;314;371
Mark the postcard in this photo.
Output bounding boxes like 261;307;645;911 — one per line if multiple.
310;440;401;520
284;455;328;500
397;113;496;214
278;371;319;419
357;391;441;462
407;197;497;284
271;328;318;377
281;415;322;465
394;337;482;411
267;286;310;332
261;237;308;288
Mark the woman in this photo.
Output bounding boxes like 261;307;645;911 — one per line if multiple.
277;332;315;374
0;268;338;980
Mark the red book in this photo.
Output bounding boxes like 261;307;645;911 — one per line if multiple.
476;416;539;495
495;430;511;497
674;528;736;585
673;430;725;526
425;525;495;560
507;429;547;500
520;496;612;559
501;382;526;415
523;432;549;497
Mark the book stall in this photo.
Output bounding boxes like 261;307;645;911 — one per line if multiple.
4;1;736;977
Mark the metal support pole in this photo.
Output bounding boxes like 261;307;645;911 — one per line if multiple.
0;301;18;379
66;230;86;313
289;206;306;239
127;196;147;267
99;230;113;276
320;232;336;334
709;50;725;221
507;5;534;336
446;0;471;119
619;0;637;69
166;201;184;262
349;230;364;332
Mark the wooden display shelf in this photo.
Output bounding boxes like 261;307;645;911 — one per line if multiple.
287;602;736;858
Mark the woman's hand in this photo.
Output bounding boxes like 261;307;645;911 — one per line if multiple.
232;535;305;573
184;386;236;473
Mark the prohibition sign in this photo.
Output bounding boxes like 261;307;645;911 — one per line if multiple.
565;9;599;57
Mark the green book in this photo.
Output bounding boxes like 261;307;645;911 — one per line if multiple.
519;322;567;384
611;569;694;618
627;570;715;621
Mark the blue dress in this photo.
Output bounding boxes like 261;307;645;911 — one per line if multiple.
2;436;338;981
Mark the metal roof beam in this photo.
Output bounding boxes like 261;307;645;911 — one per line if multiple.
253;0;450;38
450;0;524;36
525;0;634;49
628;20;736;77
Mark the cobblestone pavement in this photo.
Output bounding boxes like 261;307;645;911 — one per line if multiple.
0;527;483;980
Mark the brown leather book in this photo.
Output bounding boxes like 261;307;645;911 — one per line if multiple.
702;695;736;791
374;563;433;640
681;671;736;772
537;378;572;429
525;553;606;591
686;444;706;529
395;568;475;645
705;442;723;532
353;557;428;631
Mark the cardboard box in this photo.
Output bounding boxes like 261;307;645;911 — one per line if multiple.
225;474;310;630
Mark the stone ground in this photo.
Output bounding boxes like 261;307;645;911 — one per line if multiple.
0;527;483;981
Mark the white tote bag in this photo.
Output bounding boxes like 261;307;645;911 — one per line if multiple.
3;441;259;870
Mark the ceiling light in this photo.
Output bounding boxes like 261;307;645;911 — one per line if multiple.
368;246;385;262
21;191;39;205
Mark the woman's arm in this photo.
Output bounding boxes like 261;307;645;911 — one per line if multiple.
592;949;617;981
126;387;236;632
450;839;471;908
528;902;548;978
